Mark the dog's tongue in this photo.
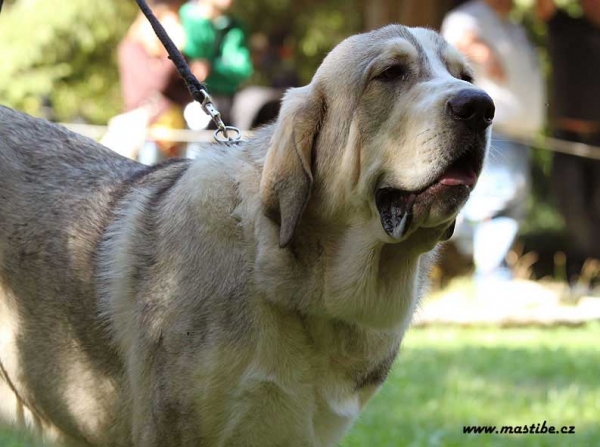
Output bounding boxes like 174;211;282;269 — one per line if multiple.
438;166;477;186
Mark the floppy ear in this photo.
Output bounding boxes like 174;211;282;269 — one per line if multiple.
260;84;324;248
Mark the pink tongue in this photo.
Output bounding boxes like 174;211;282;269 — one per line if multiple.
438;166;477;186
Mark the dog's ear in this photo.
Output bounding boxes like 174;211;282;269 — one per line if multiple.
260;84;324;248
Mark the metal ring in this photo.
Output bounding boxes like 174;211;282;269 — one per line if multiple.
214;126;242;143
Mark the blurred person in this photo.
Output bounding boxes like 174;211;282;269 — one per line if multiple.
537;0;600;261
441;0;546;285
180;0;253;127
117;0;189;164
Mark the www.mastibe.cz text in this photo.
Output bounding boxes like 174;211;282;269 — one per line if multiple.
463;421;575;435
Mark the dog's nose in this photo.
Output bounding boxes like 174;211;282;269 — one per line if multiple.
447;89;495;131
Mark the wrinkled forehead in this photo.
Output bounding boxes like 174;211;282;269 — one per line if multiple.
406;27;467;75
316;25;468;87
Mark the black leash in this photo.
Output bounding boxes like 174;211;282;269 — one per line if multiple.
134;0;241;143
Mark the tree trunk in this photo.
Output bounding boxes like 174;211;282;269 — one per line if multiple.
361;0;456;31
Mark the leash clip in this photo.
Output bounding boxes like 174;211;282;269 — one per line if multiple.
197;90;242;144
215;126;242;143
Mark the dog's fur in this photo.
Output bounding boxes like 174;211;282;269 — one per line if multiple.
0;25;491;446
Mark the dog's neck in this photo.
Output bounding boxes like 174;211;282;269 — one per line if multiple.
239;129;433;334
253;211;431;334
305;222;431;331
248;212;431;399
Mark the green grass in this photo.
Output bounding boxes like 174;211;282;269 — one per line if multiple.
3;324;599;446
342;323;600;447
0;429;39;447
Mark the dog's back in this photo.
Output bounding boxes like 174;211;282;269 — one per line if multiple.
0;106;144;445
0;106;142;246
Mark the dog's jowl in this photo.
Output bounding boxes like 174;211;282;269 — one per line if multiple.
0;25;492;447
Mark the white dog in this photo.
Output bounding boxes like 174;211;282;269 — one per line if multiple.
0;24;493;446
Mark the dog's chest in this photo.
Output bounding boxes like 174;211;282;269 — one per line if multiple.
307;334;400;445
227;306;402;446
312;371;375;446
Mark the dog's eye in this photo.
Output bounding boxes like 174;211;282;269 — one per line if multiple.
375;65;407;82
460;72;474;83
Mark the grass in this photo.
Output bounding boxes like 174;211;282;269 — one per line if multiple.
2;324;599;446
342;323;600;447
0;429;39;447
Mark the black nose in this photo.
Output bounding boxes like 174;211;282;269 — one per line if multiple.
447;89;495;131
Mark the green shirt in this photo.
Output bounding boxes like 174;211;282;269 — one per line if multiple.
180;3;253;96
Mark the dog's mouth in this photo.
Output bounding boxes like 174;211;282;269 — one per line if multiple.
375;148;481;240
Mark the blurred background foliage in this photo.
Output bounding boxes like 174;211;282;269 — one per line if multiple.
233;0;362;82
0;0;363;124
0;0;138;123
0;0;583;125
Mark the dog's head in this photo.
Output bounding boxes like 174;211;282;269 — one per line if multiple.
260;25;493;250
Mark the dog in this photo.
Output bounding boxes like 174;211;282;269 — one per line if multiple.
0;24;493;447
